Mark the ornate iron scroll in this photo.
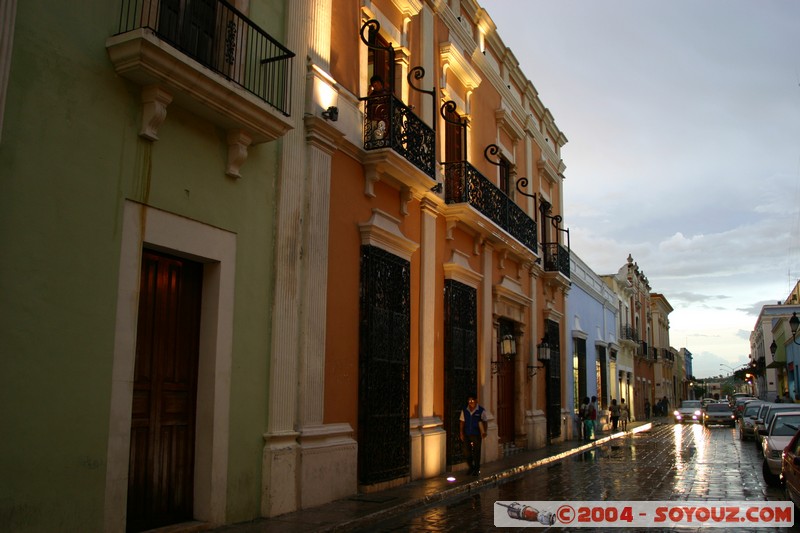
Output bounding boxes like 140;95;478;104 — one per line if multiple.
407;66;436;131
359;19;396;94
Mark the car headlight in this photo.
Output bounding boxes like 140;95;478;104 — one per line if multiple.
673;410;680;416
694;410;701;416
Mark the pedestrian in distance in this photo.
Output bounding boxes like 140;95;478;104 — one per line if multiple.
459;392;487;476
620;398;629;431
584;396;598;440
578;397;589;440
644;399;651;420
610;399;620;432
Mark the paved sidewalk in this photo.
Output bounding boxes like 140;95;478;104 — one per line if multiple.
210;419;662;533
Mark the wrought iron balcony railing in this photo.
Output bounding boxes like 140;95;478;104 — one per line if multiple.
637;341;649;358
115;0;294;116
541;242;569;277
443;161;537;254
362;94;436;179
620;325;639;342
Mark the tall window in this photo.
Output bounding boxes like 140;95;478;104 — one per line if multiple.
358;245;410;485
499;155;511;195
574;338;586;412
444;105;465;163
367;28;395;96
444;280;477;466
159;0;217;66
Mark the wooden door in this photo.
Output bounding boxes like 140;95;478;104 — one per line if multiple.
127;250;202;532
444;106;465;163
496;320;515;444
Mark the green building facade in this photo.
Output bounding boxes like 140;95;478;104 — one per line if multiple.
0;0;296;530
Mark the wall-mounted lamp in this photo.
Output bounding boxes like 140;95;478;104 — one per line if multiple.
770;340;778;356
501;335;516;357
528;337;550;378
537;337;551;362
322;106;339;121
491;334;516;375
790;312;800;345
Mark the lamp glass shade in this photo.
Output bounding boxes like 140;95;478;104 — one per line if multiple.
501;336;515;356
791;312;800;336
537;341;550;361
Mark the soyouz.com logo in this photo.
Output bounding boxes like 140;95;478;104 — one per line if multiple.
494;501;794;528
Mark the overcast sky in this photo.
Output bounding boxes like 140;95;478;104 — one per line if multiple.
479;0;800;379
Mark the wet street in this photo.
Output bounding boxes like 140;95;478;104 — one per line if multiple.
355;422;798;532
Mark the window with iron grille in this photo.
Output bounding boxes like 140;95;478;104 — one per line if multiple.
358;245;410;485
444;280;477;466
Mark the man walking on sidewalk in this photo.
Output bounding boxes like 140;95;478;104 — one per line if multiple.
460;393;488;476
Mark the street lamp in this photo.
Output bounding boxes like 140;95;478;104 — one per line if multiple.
790;312;800;345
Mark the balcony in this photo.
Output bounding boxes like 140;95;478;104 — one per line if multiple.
106;0;295;175
620;325;639;343
363;94;436;179
443;161;537;255
541;242;569;278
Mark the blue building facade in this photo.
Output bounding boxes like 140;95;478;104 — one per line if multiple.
566;252;619;433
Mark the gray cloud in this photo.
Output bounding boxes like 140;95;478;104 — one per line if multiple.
481;0;800;380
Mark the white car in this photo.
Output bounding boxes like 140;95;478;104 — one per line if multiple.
738;400;764;440
673;400;703;424
760;410;800;487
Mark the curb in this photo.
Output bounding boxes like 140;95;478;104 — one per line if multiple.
326;422;654;532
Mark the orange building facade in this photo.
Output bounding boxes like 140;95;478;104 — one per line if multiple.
264;0;571;515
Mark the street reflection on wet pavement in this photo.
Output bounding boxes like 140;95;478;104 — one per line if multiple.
356;423;797;532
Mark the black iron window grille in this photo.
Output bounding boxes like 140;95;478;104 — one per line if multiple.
545;320;562;441
358;245;411;485
115;0;294;116
444;280;478;467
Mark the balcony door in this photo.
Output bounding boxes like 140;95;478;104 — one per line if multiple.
444;105;465;163
159;0;217;66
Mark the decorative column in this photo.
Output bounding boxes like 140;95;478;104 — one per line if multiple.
296;115;356;509
410;197;445;480
263;0;334;518
480;240;498;463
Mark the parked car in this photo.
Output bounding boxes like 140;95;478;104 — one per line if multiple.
761;410;800;487
781;428;800;508
732;396;756;418
739;400;764;440
673;400;703;424
702;402;735;427
756;404;799;449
